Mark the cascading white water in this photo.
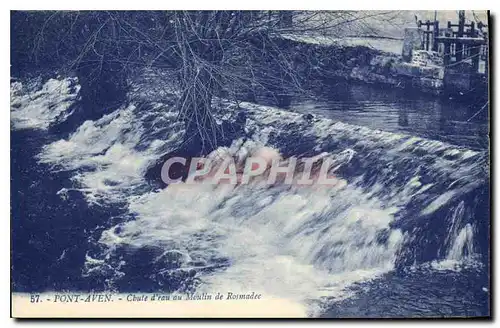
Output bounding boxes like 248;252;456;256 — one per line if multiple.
11;77;80;130
443;201;475;261
11;77;488;315
447;224;474;261
101;149;404;306
38;102;184;204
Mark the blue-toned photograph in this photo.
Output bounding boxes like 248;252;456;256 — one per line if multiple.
10;10;490;318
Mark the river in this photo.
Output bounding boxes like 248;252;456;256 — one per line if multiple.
11;75;490;317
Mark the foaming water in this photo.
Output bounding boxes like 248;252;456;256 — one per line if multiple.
280;82;488;150
426;201;477;272
97;164;403;315
13;78;489;316
11;77;80;130
241;101;487;213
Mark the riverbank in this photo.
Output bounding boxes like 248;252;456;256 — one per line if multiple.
274;34;488;98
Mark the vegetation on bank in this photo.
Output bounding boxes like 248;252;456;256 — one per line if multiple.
12;11;402;155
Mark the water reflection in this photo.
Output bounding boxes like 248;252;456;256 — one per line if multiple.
254;81;488;150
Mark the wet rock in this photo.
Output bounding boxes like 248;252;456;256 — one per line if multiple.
303;113;314;121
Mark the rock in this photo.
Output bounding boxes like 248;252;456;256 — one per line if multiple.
303;113;314;121
402;28;423;62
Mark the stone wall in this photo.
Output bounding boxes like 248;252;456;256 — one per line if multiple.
269;35;489;96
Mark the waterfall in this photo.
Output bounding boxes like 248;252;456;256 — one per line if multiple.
11;77;489;315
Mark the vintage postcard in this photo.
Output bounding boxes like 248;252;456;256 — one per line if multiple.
10;10;490;318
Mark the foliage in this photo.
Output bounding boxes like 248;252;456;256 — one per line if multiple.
11;10;399;153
